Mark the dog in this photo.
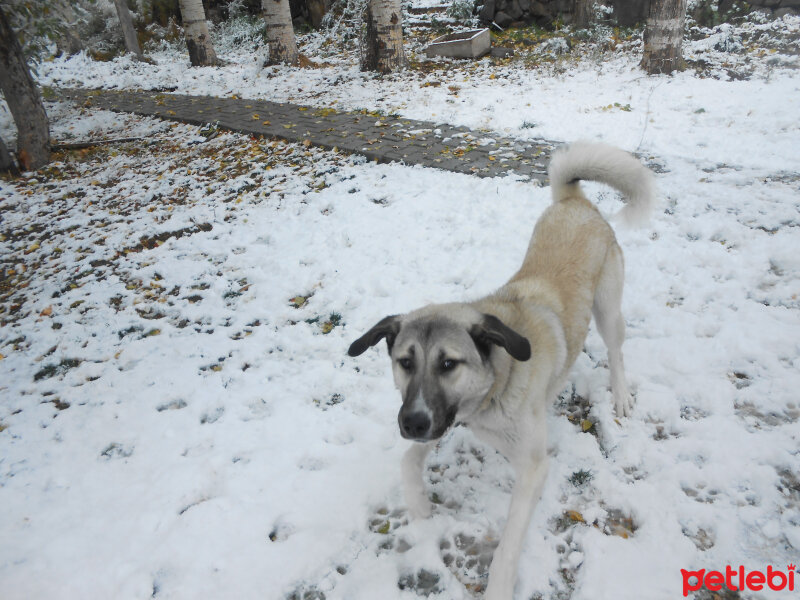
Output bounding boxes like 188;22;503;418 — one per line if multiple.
347;142;654;600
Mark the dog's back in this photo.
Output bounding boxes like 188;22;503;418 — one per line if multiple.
501;142;655;368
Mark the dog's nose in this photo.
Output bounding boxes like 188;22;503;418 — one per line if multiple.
401;411;431;439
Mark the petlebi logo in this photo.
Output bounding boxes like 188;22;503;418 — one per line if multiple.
681;564;797;596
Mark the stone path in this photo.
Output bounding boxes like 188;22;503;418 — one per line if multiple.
58;88;557;182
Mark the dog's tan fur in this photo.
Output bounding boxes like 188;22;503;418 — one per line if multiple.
348;142;655;600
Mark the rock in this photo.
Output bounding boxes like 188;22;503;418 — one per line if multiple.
491;46;515;57
530;1;550;17
609;0;650;27
508;0;523;19
494;11;513;27
478;0;495;21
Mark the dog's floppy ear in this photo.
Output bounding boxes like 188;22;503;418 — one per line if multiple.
348;315;401;357
470;313;531;362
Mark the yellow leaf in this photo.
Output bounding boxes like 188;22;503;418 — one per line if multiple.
252;114;260;119
262;120;271;125
565;510;585;523
0;353;5;360
581;419;594;432
40;306;53;316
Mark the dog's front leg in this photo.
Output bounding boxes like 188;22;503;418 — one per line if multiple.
401;441;435;519
484;439;548;600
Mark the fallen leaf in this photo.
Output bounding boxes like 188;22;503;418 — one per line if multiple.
290;295;308;308
565;510;585;523
18;148;32;170
40;306;53;316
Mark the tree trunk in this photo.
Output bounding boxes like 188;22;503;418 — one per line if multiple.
53;1;84;57
573;0;594;28
112;0;144;60
178;0;219;66
0;7;50;172
641;0;687;74
0;134;20;176
360;0;405;73
261;0;299;65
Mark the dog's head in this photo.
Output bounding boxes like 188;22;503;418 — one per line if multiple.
348;305;531;442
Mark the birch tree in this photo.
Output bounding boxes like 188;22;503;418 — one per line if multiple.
0;5;50;171
178;0;218;66
111;0;144;60
262;0;299;66
641;0;688;74
361;0;405;73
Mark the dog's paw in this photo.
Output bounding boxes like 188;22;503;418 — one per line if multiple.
407;497;433;520
483;580;513;600
614;391;635;418
483;550;516;600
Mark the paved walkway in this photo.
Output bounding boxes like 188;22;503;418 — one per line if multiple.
58;88;557;181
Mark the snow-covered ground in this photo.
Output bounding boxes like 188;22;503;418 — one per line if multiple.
1;12;800;600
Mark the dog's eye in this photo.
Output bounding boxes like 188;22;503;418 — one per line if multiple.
398;358;413;371
441;359;457;371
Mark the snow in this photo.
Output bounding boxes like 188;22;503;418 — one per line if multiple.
2;12;800;600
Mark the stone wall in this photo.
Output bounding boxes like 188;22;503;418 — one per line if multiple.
477;0;573;28
476;0;799;30
744;0;800;18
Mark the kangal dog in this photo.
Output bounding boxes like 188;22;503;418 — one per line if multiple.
348;142;654;600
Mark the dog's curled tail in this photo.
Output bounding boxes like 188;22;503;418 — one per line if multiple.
548;141;655;227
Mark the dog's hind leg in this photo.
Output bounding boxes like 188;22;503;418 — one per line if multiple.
401;441;435;519
592;243;634;417
485;424;548;600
